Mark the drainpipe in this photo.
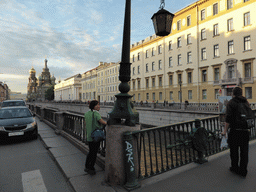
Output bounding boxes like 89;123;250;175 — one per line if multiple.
196;3;200;106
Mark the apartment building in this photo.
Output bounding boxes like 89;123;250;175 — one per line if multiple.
80;68;97;102
129;0;256;103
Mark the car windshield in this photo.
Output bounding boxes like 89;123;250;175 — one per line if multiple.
0;108;32;119
2;101;25;107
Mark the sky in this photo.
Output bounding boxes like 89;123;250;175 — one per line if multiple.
0;0;197;94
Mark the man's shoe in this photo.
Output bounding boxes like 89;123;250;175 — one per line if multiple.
88;169;96;175
84;168;90;172
238;170;247;178
229;167;239;174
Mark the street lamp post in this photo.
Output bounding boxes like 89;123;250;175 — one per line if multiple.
108;0;174;126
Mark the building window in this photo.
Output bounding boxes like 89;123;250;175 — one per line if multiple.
152;62;155;71
152;92;155;101
146;93;149;100
201;48;206;60
202;89;207;100
187;15;191;26
146;63;149;72
187;34;191;44
169;75;173;85
244;0;249;2
159;92;163;100
244;36;251;51
245;87;252;99
202;70;207;82
214;68;220;81
133;81;136;89
228;65;235;78
146;79;149;88
215;89;219;99
132;55;135;62
214;44;219;57
201;9;205;21
158;60;162;70
138;93;141;101
138;66;140;74
169;41;172;50
159;76;162;87
152;78;155;87
178;74;182;83
152;47;155;56
213;24;219;36
178;54;182;65
158;45;162;54
138;80;141;89
178;91;182;101
177;37;181;48
187;52;192;63
133;67;135;75
245;63;251;78
227;0;233;10
213;3;218;15
201;28;206;40
188;72;192;84
228;40;234;54
137;52;140;61
146;50;149;58
188;90;192;100
169;57;172;67
227;18;233;31
244;12;250;26
169;91;173;100
177;20;181;31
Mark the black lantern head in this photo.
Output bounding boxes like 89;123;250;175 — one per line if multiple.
151;8;174;37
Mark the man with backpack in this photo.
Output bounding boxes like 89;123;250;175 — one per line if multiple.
222;87;254;177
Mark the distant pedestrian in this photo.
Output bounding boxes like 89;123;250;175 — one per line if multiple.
84;100;107;175
222;87;251;177
140;100;143;106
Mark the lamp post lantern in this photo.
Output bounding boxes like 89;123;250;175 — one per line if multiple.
108;0;174;126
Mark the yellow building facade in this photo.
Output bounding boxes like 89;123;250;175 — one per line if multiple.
129;0;256;103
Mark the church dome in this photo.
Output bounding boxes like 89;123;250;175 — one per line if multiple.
29;67;36;74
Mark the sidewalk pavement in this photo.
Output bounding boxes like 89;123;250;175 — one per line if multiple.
37;118;256;192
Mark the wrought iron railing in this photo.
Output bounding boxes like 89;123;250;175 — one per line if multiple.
125;114;256;181
44;108;57;125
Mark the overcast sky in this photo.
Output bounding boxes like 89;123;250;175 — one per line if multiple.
0;0;196;94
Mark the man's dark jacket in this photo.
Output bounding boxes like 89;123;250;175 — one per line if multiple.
226;96;249;130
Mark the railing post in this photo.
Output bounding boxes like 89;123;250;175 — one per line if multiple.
55;112;65;134
123;131;140;190
40;107;45;121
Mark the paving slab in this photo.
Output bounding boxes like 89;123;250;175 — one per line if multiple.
49;145;81;158
42;136;72;148
69;171;115;192
55;152;103;178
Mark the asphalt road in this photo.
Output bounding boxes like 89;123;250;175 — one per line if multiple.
0;137;74;192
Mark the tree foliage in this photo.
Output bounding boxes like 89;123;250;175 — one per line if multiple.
45;86;54;100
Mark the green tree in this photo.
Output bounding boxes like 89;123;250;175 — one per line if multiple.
45;86;54;101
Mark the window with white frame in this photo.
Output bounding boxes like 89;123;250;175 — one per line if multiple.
213;24;219;36
227;18;233;31
159;76;162;87
152;77;155;87
178;54;182;65
187;34;191;44
245;87;252;99
146;50;149;58
202;89;207;100
169;41;172;50
138;66;140;74
159;92;162;100
201;28;206;40
169;75;173;85
177;20;181;31
132;54;135;62
188;90;192;100
158;45;162;54
244;63;251;78
228;40;234;54
188;72;192;84
213;3;218;15
201;9;205;21
146;63;149;72
158;60;162;70
202;70;207;82
187;52;192;63
152;92;155;100
152;47;155;56
227;0;233;10
177;37;181;48
244;36;251;51
169;57;173;67
187;15;191;26
133;67;135;75
146;93;149;100
228;65;235;78
214;44;219;57
138;80;140;89
244;12;250;26
152;62;155;71
137;52;140;60
201;48;206;60
146;78;149;88
214;68;220;81
169;91;173;100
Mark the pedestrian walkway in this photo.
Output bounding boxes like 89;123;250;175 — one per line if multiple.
37;118;256;192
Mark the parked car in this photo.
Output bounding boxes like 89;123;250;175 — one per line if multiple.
1;100;26;108
0;106;38;140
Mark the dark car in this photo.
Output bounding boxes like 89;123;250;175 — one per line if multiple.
0;107;38;140
1;100;26;108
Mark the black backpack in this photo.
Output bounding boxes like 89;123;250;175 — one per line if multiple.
236;102;255;129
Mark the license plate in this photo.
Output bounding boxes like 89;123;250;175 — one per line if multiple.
8;132;24;137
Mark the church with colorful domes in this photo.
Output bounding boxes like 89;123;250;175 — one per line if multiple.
27;59;56;101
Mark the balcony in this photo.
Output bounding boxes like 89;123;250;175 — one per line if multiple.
242;77;254;84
